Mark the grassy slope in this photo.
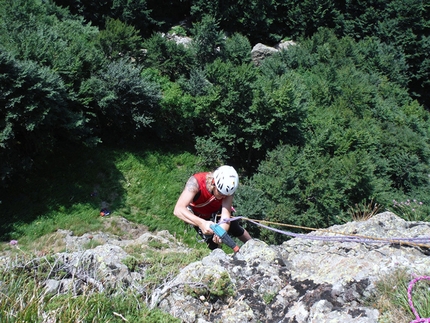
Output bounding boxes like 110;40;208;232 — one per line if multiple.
0;140;204;249
0;141;217;322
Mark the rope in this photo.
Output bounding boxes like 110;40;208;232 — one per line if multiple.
221;216;430;249
408;276;430;323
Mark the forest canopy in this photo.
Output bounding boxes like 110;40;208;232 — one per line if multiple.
1;0;429;241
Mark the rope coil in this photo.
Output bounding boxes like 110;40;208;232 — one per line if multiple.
408;276;430;323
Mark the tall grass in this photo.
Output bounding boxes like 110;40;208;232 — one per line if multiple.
371;269;430;322
0;269;181;322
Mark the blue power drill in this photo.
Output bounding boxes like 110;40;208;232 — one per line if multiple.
210;224;240;253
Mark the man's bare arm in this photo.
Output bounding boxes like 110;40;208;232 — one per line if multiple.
173;176;213;235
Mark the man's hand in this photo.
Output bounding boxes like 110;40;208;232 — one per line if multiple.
213;234;222;245
210;223;240;252
200;221;215;236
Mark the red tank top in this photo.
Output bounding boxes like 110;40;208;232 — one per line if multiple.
189;172;222;218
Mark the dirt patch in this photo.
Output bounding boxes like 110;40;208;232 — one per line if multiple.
100;216;148;240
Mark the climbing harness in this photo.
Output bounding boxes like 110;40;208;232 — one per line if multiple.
408;276;430;323
191;209;219;242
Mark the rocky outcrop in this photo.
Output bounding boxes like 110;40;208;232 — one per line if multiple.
164;32;193;47
251;40;296;66
1;212;429;322
164;30;297;66
151;212;430;322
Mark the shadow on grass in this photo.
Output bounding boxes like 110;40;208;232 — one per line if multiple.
0;141;127;241
0;137;197;242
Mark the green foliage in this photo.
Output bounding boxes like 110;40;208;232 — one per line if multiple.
243;145;380;240
232;29;430;243
357;37;409;88
283;0;339;39
189;58;309;171
340;0;430;107
179;68;211;96
110;0;155;36
199;60;258;166
0;0;111;182
1;4;105;89
50;0;430;109
224;33;252;65
78;59;161;138
190;0;283;44
0;50;70;181
156;80;195;140
142;33;194;81
190;15;225;65
249;71;308;147
194;136;226;169
52;0;156;37
97;18;144;60
169;25;187;37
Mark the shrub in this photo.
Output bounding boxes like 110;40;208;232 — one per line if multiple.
78;59;161;138
97;18;144;61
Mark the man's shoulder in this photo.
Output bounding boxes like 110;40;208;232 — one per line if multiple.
193;172;209;179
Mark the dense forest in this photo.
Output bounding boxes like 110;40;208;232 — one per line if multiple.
1;0;429;243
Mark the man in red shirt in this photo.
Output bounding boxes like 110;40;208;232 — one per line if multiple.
174;165;252;250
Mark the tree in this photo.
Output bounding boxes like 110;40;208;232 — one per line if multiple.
97;18;144;61
52;0;156;37
142;33;194;81
223;33;252;65
190;15;225;65
0;0;106;91
0;50;71;181
78;59;161;139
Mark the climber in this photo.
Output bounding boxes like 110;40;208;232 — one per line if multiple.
173;165;252;250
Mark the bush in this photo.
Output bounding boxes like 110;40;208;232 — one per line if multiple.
190;15;225;65
0;50;71;181
97;18;144;61
78;59;161;138
194;136;226;169
142;33;194;81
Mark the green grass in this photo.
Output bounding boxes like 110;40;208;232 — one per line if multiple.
0;140;235;321
370;268;430;322
0;141;203;248
0;268;182;323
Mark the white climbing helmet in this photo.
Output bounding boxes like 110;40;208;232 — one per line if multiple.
213;165;239;196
